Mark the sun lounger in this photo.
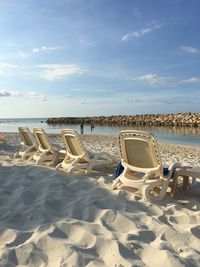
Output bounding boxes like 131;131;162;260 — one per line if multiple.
14;127;38;160
113;130;181;200
29;128;66;166
56;129;117;173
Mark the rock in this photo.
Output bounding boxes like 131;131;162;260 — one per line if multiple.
46;113;200;128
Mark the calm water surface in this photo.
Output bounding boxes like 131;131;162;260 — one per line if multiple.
0;118;200;146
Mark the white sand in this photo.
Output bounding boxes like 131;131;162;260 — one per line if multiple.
0;133;200;267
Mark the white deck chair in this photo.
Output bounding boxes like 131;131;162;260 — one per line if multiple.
14;127;38;160
56;129;117;173
29;128;66;166
113;130;181;200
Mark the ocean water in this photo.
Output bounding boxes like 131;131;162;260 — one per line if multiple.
0;117;200;146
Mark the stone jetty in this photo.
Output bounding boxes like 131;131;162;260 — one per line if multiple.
46;113;200;127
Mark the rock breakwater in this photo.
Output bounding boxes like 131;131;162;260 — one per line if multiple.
47;113;200;127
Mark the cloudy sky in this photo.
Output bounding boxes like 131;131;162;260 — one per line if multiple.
0;0;200;118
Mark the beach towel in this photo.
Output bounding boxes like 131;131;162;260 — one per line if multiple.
113;161;124;179
163;167;169;176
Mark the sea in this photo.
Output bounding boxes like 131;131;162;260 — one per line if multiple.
0;117;200;146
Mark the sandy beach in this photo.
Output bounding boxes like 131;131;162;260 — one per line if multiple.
0;133;200;267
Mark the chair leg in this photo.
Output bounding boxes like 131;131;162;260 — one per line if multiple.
171;174;178;198
142;180;163;200
182;175;190;190
50;154;59;167
14;152;20;158
28;155;34;162
55;163;62;170
157;177;171;200
112;176;123;190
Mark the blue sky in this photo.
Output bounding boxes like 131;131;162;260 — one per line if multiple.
0;0;200;118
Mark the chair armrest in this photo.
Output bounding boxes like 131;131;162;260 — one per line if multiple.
167;162;182;178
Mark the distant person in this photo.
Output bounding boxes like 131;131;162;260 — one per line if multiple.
80;120;84;134
91;122;95;133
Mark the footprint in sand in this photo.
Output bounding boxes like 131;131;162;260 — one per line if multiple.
6;231;33;247
95;237;139;267
57;221;97;248
100;210;138;233
157;214;173;227
191;226;200;239
140;246;183;267
48;227;68;239
0;229;17;245
127;230;156;244
169;214;199;225
15;242;48;266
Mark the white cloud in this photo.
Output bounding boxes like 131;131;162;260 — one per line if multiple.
0;89;12;97
122;20;161;41
32;46;61;53
162;63;183;70
64;94;72;98
133;73;200;86
27;91;48;101
181;77;200;83
133;74;160;85
18;51;27;58
131;96;199;105
41;46;56;51
132;98;144;103
0;63;19;74
37;64;88;80
0;89;23;97
159;98;198;104
180;46;200;54
0;88;47;101
12;91;23;97
33;48;40;53
79;38;98;48
72;88;113;93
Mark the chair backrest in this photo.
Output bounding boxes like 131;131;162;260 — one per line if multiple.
119;130;162;174
19;127;37;147
33;128;53;151
61;129;89;161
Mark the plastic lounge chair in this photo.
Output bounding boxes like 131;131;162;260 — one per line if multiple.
14;127;38;160
56;129;117;173
29;128;66;166
113;130;181;200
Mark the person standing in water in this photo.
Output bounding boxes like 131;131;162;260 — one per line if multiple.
80;120;84;134
91;122;95;133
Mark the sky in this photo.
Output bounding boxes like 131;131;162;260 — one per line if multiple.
0;0;200;118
